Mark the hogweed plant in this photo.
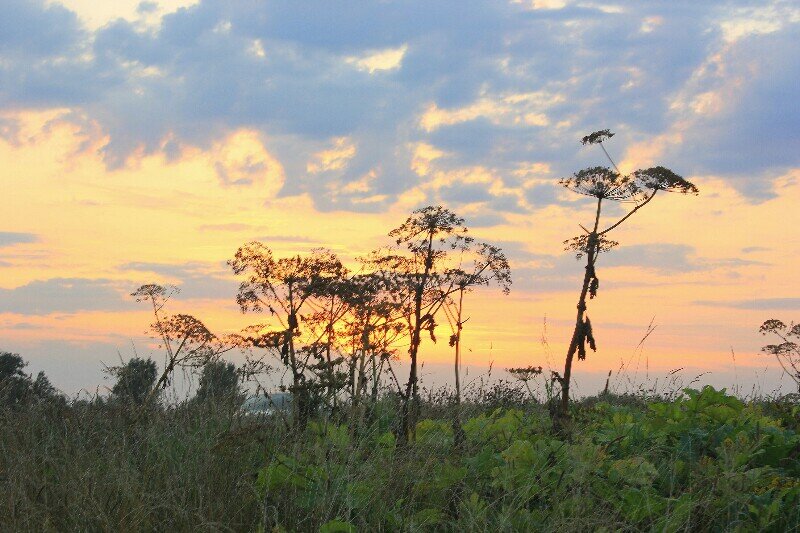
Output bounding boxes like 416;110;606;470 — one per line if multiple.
441;243;511;448
380;206;473;444
335;269;405;432
759;319;800;393
554;129;698;427
377;205;511;445
228;244;347;427
131;284;237;408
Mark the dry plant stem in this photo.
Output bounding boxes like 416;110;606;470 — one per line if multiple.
349;316;371;433
400;228;435;444
452;288;465;448
599;189;657;236
599;142;621;173
560;197;602;420
454;289;464;408
140;297;176;410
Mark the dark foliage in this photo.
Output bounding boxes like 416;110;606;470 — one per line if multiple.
109;357;157;405
195;360;242;403
0;351;62;408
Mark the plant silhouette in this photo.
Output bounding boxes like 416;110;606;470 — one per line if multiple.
131;284;236;407
759;319;800;393
554;130;698;427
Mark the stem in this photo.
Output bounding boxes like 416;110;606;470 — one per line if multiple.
599;190;657;236
454;288;464;408
599;142;621;173
559;196;602;424
452;287;467;450
401;228;435;444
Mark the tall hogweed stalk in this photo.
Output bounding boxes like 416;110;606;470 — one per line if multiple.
554;129;698;428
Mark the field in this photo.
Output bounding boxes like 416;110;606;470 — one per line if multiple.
2;386;799;532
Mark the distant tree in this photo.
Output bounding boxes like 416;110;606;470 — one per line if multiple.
759;319;800;393
195;360;242;403
0;352;33;407
0;351;26;381
31;371;58;400
0;351;63;407
555;130;698;427
109;357;158;405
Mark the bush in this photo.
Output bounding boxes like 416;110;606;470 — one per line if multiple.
109;357;157;405
195;360;242;404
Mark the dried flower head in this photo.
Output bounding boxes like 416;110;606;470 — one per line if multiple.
581;129;615;145
633;166;698;195
559;166;640;201
563;233;619;259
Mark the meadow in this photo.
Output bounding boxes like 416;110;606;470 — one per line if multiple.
2;380;799;532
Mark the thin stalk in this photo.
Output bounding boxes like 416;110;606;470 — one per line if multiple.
599;141;621;173
452;287;466;449
559;196;602;422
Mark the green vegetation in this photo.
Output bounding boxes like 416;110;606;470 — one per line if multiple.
1;377;799;531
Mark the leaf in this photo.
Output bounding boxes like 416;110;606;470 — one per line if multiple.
411;508;444;527
319;519;356;533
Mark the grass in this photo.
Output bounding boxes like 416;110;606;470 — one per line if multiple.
1;386;799;532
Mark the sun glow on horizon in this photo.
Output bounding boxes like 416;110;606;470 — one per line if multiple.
2;106;798;394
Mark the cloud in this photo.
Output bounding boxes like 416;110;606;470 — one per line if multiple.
0;0;796;209
0;232;38;247
119;261;237;301
505;242;766;294
598;244;765;274
741;246;770;254
346;45;408;74
666;23;800;196
0;0;83;56
694;298;800;311
0;278;131;315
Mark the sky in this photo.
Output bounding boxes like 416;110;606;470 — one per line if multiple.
1;0;799;397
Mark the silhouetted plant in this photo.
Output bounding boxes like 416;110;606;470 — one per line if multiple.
554;130;698;427
109;356;158;405
373;206;512;444
759;319;800;393
342;268;407;431
229;244;346;427
507;366;544;401
378;206;474;443
442;243;511;448
300;270;367;414
132;284;236;406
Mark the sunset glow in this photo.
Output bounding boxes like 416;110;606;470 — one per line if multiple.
2;0;798;395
